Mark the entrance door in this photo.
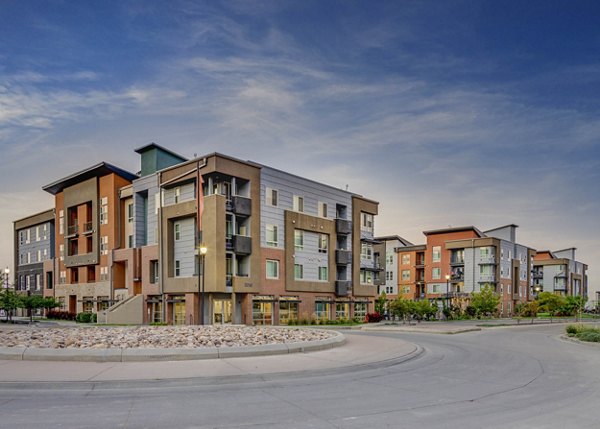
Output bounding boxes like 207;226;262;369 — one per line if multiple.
69;295;77;313
173;302;186;325
213;300;232;324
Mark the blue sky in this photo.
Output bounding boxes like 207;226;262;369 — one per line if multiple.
1;0;599;294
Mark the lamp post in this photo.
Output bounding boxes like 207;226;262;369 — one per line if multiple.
198;245;208;325
445;274;451;311
534;285;541;299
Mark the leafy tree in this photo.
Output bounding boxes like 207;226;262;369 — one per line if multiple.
389;297;409;322
470;285;501;317
19;295;46;323
537;292;565;321
560;296;586;319
375;292;387;315
0;288;20;322
414;300;437;321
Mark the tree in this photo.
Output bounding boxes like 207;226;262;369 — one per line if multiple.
389;297;410;323
0;289;20;322
19;295;46;323
41;297;60;313
561;296;586;319
536;292;565;322
375;292;387;315
470;285;501;317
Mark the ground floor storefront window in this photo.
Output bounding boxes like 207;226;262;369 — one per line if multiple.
97;297;109;312
148;299;162;323
335;302;350;320
279;298;299;324
253;298;273;325
354;302;367;320
173;300;185;325
82;297;93;313
315;300;332;320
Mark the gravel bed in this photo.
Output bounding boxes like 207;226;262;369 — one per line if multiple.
0;325;336;349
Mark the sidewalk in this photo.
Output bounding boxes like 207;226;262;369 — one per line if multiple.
0;333;419;384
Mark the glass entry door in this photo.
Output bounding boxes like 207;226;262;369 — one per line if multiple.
213;300;232;324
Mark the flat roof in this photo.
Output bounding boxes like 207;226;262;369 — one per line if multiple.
134;142;188;162
422;226;485;237
43;162;138;195
374;235;414;246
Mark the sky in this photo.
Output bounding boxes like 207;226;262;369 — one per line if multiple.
1;0;599;296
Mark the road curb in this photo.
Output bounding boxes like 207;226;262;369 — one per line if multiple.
360;326;481;334
0;331;345;362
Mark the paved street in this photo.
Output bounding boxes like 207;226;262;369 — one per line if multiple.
0;324;599;428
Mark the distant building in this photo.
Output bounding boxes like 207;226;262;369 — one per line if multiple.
533;248;588;298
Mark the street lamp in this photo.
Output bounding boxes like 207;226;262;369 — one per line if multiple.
445;274;451;311
199;245;208;325
534;285;541;299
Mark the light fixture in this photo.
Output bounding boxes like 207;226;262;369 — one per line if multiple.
445;274;450;280
199;245;208;255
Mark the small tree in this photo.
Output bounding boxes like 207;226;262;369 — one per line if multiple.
0;288;20;322
19;295;46;323
375;292;387;315
537;292;565;322
470;285;501;318
389;297;410;323
41;297;60;315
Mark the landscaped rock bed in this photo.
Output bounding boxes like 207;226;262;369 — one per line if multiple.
0;325;336;349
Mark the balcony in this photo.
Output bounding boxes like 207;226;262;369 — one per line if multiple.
335;249;352;265
479;256;496;264
532;272;544;279
232;196;251;216
335;281;352;297
82;221;93;235
450;258;465;266
415;259;425;268
232;235;252;255
335;218;352;235
479;273;496;282
66;224;79;238
554;283;567;291
451;273;464;282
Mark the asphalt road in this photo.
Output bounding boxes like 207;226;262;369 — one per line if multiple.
1;324;598;428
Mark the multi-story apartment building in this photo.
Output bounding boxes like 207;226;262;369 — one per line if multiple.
42;162;138;313
396;225;535;316
373;236;412;298
533;248;588;298
13;210;55;302
22;144;380;325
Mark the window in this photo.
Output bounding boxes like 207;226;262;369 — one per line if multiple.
266;188;278;206
150;261;159;283
175;260;181;277
100;197;108;225
128;234;134;249
318;202;328;218
100;236;108;255
266;224;278;247
97;297;110;312
36;226;40;241
336;302;349;320
318;266;328;281
100;267;109;281
266;260;279;279
279;300;298;324
402;270;410;281
387;253;394;264
318;234;328;253
386;286;394;294
360;269;373;284
386;271;394;281
253;300;273;325
59;210;64;234
315;301;331;320
294;230;304;251
59;271;66;284
174;223;181;240
293;195;304;212
26;275;31;290
83;298;93;313
480;265;493;276
402;286;411;294
432;284;441;293
361;243;373;260
174;187;180;204
361;213;373;232
354;302;367;319
59;244;65;261
294;264;303;280
27;252;31;264
19;230;25;245
128;203;134;223
480;247;492;258
432;267;441;279
402;254;410;265
37;250;41;262
432;246;441;262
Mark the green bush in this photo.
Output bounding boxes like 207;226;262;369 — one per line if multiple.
566;324;583;335
577;331;600;342
150;321;167;326
76;312;93;323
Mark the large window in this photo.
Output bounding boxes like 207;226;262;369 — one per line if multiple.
253;300;273;325
401;269;410;281
294;230;304;250
174;222;181;240
361;243;373;260
293;195;304;212
100;197;108;225
266;187;278;207
150;261;159;283
354;302;367;319
432;267;441;279
402;254;410;265
100;236;108;255
361;213;373;232
432;246;441;262
315;301;331;320
266;259;279;279
360;269;373;284
480;247;493;258
127;203;134;223
336;302;350;320
266;224;278;247
279;299;299;324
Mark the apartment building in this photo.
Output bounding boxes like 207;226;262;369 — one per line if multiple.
13;210;55;301
373;235;412;298
396;225;535;316
42;163;138;313
533;248;588;298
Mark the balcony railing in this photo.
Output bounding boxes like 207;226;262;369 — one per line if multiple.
450;258;465;266
232;196;251;216
479;256;496;264
335;280;352;297
82;221;93;234
335;250;352;265
232;235;252;255
66;224;79;237
335;218;352;235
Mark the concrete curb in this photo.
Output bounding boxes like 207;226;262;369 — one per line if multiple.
0;331;345;362
360;325;481;335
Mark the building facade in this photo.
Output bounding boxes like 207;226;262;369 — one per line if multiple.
373;236;412;298
533;248;588;298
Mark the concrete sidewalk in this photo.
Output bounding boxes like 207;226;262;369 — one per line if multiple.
0;333;418;384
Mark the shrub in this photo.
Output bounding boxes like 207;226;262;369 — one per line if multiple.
365;312;383;323
287;319;296;326
577;331;600;342
149;322;168;326
566;324;583;335
46;310;76;321
76;312;93;323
